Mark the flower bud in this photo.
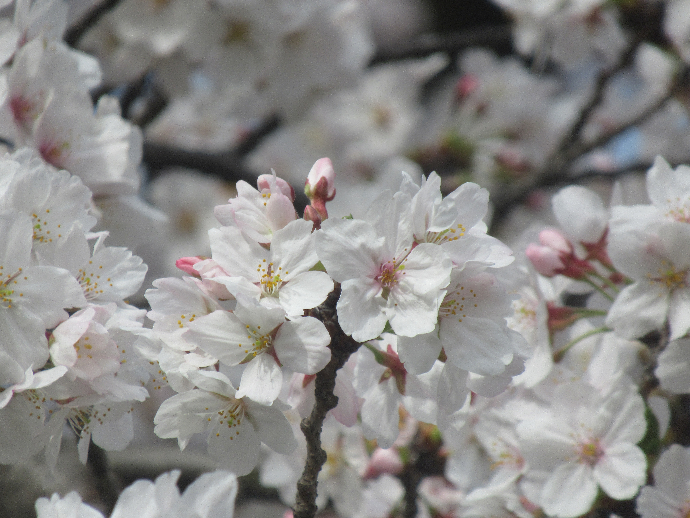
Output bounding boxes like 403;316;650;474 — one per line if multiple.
525;243;564;277
539;228;572;254
305;157;336;202
175;256;204;277
363;447;404;479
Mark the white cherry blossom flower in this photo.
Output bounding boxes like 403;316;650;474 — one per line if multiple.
316;191;452;342
636;443;690;518
208;218;332;317
154;370;296;476
186;297;331;405
517;381;647;518
606;218;690;340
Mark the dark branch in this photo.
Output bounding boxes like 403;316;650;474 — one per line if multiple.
293;285;362;518
64;0;123;48
369;25;513;65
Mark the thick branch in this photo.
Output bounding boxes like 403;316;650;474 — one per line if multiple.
369;25;513;65
293;285;362;518
64;0;123;47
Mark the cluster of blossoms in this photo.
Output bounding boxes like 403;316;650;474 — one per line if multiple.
0;150;151;466
140;155;532;516
8;0;690;517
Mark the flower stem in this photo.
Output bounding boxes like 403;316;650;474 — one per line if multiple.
553;326;611;363
582;277;615;302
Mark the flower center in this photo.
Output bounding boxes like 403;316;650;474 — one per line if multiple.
238;324;277;362
257;260;286;296
376;260;405;299
0;267;23;309
439;286;478;323
665;197;690;224
577;438;603;466
424;223;466;245
648;261;688;290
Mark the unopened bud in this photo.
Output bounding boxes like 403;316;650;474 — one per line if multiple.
175;256;204;277
363;447;404;479
305;158;336;202
525;243;564;277
539;228;572;254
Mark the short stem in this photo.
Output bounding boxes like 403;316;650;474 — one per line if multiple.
589;271;620;293
581;277;615;302
554;326;611;362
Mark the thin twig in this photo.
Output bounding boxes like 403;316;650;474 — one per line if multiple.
64;0;123;47
293;285;362;518
490;47;683;232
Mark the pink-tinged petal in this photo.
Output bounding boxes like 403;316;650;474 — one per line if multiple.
594;443;646;499
316;218;383;282
541;463;597;518
208;418;261;476
186;310;253;367
265;192;297;234
397;332;442;375
235;353;282;405
337;278;387;343
275;317;331;374
279;271;333;316
246;400;297;455
606;282;669;339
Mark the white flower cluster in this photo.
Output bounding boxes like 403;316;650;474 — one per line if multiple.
143;156;527;509
0;150;151;466
35;469;237;518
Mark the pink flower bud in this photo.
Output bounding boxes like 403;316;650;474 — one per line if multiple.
257;173;295;201
539;228;572;254
305;158;336;201
525;243;564;277
456;74;479;99
363;447;404;479
175;256;204;277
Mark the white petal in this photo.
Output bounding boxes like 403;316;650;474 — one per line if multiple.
275;317;331;374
